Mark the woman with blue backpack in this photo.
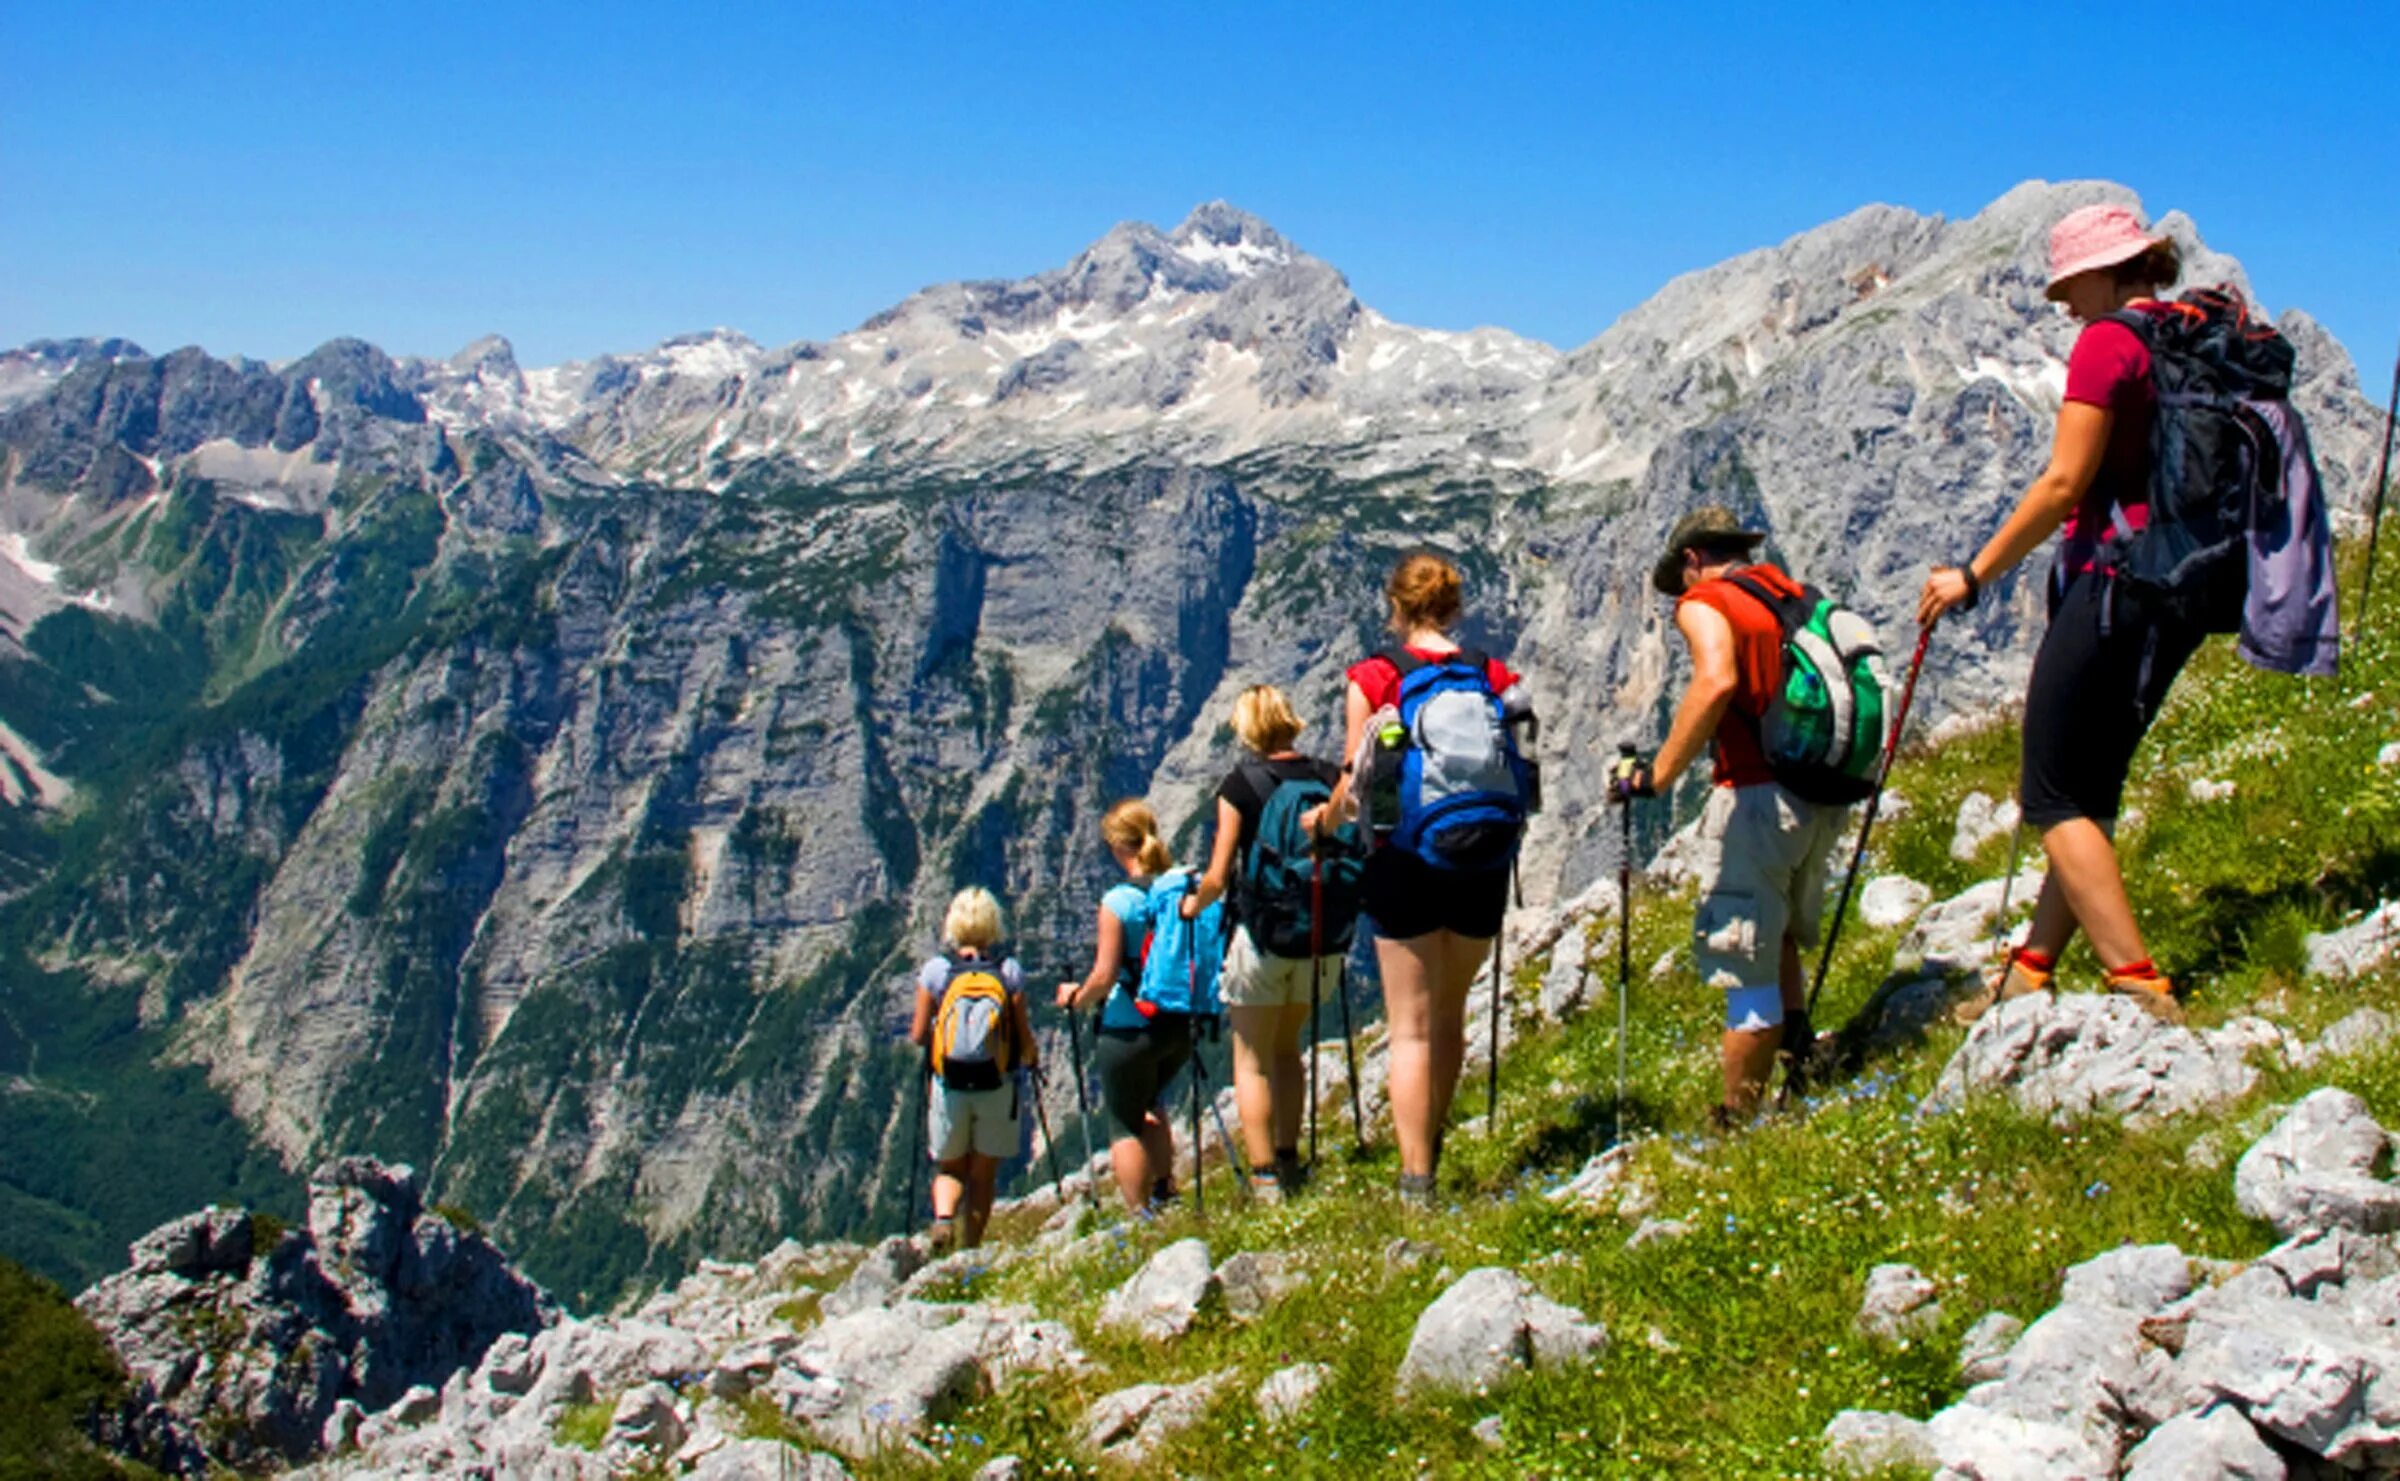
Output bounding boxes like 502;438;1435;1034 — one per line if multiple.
1055;800;1224;1214
1315;553;1536;1205
1183;684;1357;1203
907;887;1036;1252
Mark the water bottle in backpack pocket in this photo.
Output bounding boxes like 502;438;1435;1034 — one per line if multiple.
1373;648;1535;873
1133;869;1229;1018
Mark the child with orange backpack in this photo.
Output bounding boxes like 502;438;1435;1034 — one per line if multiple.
908;886;1037;1251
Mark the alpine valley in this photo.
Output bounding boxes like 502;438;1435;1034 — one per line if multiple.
0;181;2384;1308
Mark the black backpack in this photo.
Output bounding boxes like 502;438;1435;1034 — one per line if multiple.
2102;286;2308;632
1233;763;1365;959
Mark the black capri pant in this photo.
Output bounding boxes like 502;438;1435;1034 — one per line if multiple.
2020;568;2206;830
1092;1016;1194;1140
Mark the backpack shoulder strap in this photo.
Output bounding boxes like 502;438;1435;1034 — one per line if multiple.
1719;570;1804;630
1380;644;1425;679
2104;306;2159;346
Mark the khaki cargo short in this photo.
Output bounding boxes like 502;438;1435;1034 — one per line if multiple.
1691;783;1850;991
1220;925;1345;1010
930;1081;1021;1161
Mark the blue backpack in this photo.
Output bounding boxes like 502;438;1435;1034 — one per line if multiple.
1237;765;1365;958
1133;868;1228;1018
1365;648;1536;874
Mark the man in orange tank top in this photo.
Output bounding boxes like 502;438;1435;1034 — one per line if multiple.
1613;506;1851;1125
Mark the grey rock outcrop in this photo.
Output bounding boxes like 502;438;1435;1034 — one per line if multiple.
1254;1362;1331;1425
1079;1368;1233;1463
1096;1237;1218;1341
1856;1263;1941;1343
1394;1267;1607;1396
2119;1404;2286;1481
1957;1312;2023;1385
2232;1087;2400;1237
1821;1409;1939;1476
2305;901;2400;982
76;1158;552;1475
1921;992;2264;1125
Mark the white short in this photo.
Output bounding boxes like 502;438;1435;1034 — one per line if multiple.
929;1082;1019;1161
1220;925;1345;1011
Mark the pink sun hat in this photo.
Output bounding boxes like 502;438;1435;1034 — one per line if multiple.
2044;203;2166;301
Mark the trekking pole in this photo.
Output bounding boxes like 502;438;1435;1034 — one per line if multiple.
1029;1064;1066;1198
1337;957;1366;1153
1188;1047;1204;1218
1308;855;1324;1171
1191;1046;1250;1204
2358;335;2398;645
903;1056;929;1236
1802;622;1936;1024
1064;1009;1099;1206
1613;742;1637;1148
1485;905;1506;1130
1988;802;2029;968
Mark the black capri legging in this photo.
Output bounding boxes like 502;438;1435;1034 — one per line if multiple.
2020;568;2206;830
1092;1017;1195;1141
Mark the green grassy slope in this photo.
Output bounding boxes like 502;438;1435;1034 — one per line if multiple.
827;561;2400;1478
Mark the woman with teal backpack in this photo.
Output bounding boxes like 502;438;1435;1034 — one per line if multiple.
1185;684;1350;1203
1057;800;1198;1215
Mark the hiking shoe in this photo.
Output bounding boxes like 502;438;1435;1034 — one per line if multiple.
1396;1172;1436;1210
927;1217;956;1255
1952;953;2054;1026
2105;971;2186;1025
1706;1102;1745;1135
1248;1168;1286;1206
1273;1150;1307;1195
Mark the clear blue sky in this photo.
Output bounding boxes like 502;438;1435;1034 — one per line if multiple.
5;1;2393;384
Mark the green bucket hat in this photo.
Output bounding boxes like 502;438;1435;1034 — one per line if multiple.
1652;505;1767;597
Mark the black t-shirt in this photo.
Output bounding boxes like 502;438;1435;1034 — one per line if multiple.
1215;756;1342;868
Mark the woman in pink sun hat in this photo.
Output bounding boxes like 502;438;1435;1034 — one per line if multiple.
1916;199;2195;1025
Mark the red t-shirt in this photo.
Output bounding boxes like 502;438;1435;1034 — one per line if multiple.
1677;564;1800;789
2058;307;2164;565
1346;647;1521;713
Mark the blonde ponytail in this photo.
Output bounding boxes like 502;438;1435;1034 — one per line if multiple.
1100;799;1174;876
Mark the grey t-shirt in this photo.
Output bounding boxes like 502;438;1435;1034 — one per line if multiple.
919;954;1025;995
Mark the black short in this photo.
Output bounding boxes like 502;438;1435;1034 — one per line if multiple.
1362;847;1510;940
1092;1018;1194;1141
2020;569;2205;829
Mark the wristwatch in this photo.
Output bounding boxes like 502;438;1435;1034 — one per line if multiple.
1955;562;1981;611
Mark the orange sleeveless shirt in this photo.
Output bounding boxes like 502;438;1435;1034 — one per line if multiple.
1676;563;1799;788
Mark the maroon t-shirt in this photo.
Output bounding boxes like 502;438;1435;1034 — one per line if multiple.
2058;305;2165;569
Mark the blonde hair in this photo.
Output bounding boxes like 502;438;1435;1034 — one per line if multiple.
1387;551;1463;636
1229;684;1303;756
1100;799;1174;876
943;887;1004;952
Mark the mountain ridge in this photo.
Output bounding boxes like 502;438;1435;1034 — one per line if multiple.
0;178;2387;1308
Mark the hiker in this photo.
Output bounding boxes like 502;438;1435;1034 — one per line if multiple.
1919;202;2198;1025
1184;684;1348;1202
1056;800;1192;1214
1317;552;1534;1203
907;886;1037;1251
1612;507;1853;1123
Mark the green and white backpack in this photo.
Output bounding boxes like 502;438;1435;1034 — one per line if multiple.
1722;572;1889;806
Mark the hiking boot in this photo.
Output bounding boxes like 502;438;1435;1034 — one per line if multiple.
1952;952;2054;1026
927;1217;956;1255
1706;1102;1744;1136
2105;970;2186;1025
1396;1172;1437;1210
1273;1150;1307;1196
1248;1168;1286;1206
